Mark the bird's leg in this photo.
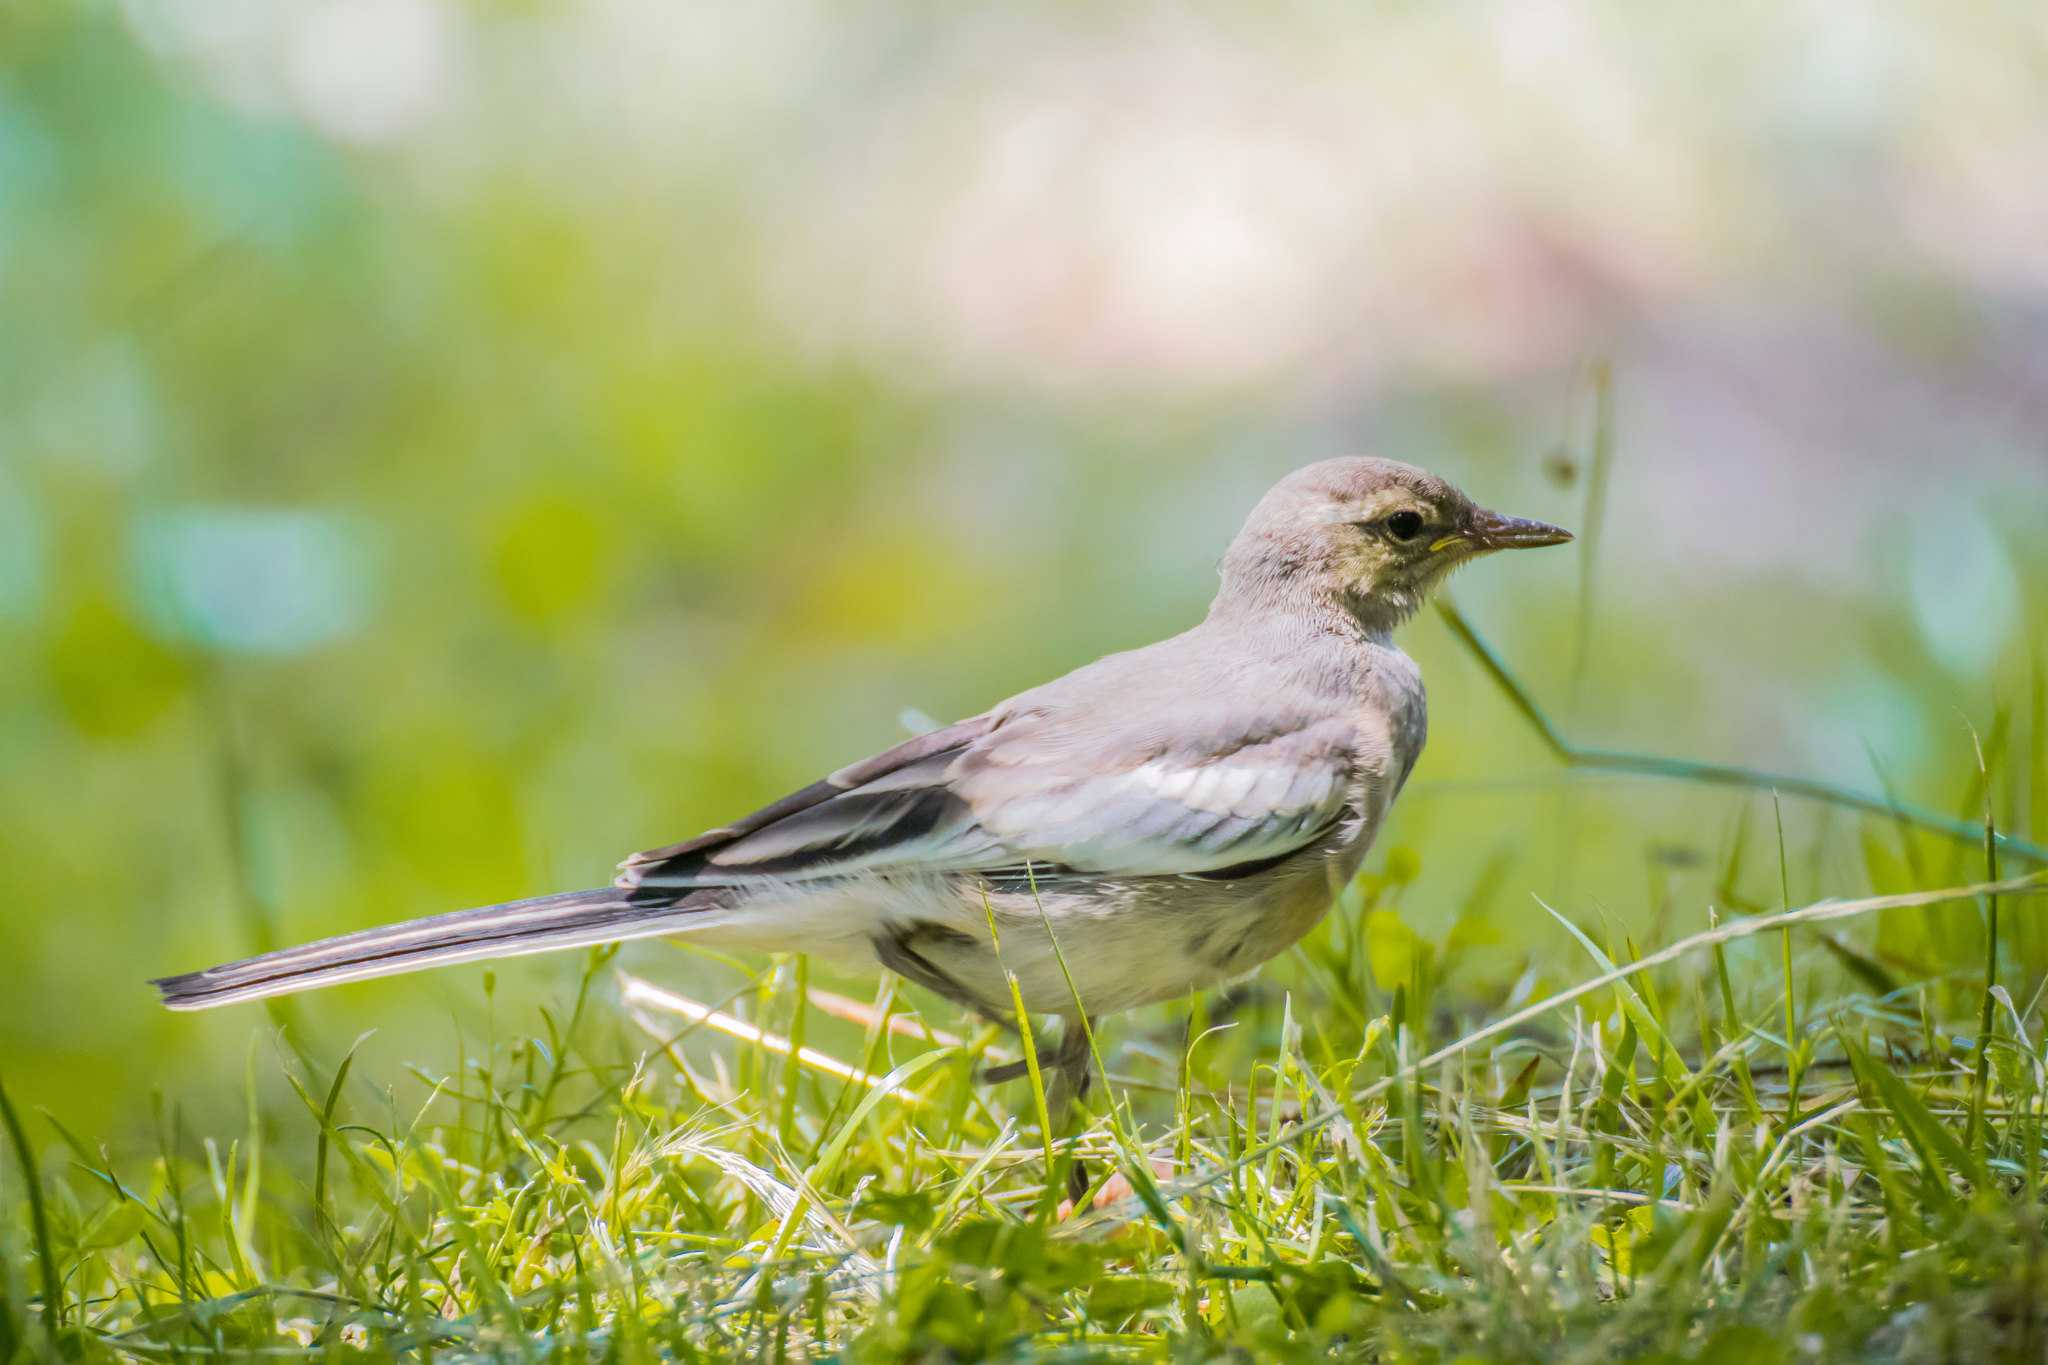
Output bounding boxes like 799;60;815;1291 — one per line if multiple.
1047;1015;1097;1108
1048;1017;1098;1207
974;1008;1040;1084
974;1014;1100;1203
870;931;1032;1083
978;1054;1032;1084
979;1014;1096;1090
977;1011;1051;1085
1065;1155;1092;1207
978;1032;1060;1083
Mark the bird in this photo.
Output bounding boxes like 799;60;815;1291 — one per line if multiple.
153;457;1569;1100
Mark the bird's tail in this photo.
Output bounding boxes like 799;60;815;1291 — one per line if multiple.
152;888;721;1011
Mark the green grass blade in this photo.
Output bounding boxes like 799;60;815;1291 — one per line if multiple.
0;1074;61;1337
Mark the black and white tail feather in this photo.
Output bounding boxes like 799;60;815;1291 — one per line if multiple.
151;889;729;1011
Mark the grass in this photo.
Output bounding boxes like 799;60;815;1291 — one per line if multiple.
6;872;2048;1361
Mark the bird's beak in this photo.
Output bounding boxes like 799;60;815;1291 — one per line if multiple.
1432;509;1574;555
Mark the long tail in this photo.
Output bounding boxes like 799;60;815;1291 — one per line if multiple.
152;888;722;1011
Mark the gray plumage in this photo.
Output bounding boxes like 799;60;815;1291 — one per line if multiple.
153;458;1568;1028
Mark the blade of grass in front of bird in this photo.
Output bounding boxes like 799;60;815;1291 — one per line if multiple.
277;1039;374;1304
1969;723;2001;1155
2030;651;2045;851
315;1039;362;1238
0;1230;14;1361
779;954;810;1151
980;891;1057;1206
1706;895;1766;1131
1946;711;2010;885
1773;793;1801;1133
0;1073;61;1340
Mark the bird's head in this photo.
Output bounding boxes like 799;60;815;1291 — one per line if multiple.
1215;456;1573;631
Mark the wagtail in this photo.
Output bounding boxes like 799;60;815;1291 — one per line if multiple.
155;458;1570;1092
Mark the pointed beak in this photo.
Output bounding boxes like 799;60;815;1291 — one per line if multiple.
1441;508;1574;554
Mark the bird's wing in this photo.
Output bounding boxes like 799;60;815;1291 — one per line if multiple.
615;702;1360;892
949;708;1359;876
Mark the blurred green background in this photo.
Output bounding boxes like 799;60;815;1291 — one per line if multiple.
1;1;2044;1137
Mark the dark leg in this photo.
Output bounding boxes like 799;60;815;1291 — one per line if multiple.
980;1031;1055;1085
871;927;991;1015
1066;1156;1092;1206
1047;1015;1096;1107
971;1014;1101;1205
870;931;1044;1089
1051;1017;1098;1207
979;1054;1034;1084
981;1014;1097;1091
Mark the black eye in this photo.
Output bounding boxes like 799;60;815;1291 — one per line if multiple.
1384;510;1426;542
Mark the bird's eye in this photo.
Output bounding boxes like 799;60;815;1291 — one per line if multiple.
1384;510;1426;542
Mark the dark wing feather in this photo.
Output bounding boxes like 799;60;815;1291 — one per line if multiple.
616;714;1004;890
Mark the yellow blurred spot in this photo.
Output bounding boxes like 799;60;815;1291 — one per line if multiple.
362;740;526;900
783;537;982;646
46;596;190;738
491;493;609;624
1447;912;1505;954
1365;908;1417;991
